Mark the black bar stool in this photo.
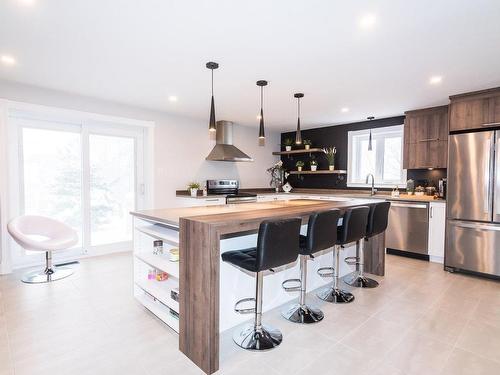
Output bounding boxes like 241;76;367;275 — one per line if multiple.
317;206;370;304
343;201;391;288
221;217;302;351
281;209;341;324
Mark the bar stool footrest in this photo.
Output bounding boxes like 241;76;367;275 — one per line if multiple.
344;256;360;266
317;266;335;278
234;297;256;314
281;278;301;292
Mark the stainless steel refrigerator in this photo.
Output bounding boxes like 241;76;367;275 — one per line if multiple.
446;130;500;277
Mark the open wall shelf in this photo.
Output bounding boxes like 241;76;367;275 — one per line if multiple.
273;148;324;156
289;170;347;175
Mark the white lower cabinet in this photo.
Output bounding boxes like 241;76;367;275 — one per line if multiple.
428;202;446;263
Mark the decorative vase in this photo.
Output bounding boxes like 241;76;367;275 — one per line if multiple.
329;165;334;171
285;146;292;151
305;144;310;150
190;188;198;197
297;166;302;172
311;165;317;171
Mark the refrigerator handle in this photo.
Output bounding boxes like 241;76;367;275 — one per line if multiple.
484;137;492;214
496;136;500;215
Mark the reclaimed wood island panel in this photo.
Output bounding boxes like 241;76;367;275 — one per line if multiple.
131;199;385;374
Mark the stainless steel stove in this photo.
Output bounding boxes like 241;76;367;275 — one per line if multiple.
206;179;257;204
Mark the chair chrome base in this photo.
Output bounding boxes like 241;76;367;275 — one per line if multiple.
343;273;379;288
281;303;324;324
317;287;355;304
22;267;73;284
233;323;283;351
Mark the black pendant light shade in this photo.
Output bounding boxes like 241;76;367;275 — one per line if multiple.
367;116;375;151
206;62;219;132
257;80;268;139
294;93;304;144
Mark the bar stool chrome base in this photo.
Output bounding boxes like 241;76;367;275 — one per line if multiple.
343;273;379;288
317;287;355;304
22;266;73;284
282;303;324;324
233;323;283;351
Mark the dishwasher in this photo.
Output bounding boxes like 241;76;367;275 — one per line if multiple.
386;200;429;257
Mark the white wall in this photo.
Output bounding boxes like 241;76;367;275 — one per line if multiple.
0;80;280;208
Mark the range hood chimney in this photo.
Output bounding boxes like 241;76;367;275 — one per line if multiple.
206;121;254;162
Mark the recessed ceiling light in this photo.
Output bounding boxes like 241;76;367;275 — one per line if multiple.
341;107;349;113
359;14;377;29
1;55;16;66
429;76;443;85
168;95;178;102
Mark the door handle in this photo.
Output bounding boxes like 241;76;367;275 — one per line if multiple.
455;222;500;231
484;138;492;214
391;203;428;209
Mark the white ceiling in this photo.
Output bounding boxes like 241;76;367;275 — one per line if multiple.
1;0;500;131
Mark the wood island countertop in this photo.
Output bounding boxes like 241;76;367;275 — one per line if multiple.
131;198;377;229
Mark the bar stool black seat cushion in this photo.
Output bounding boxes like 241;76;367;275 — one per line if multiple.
337;206;370;245
366;202;391;238
221;248;259;272
299;209;341;255
221;217;302;272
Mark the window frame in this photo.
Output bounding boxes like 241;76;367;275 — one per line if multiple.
347;124;406;188
5;101;154;269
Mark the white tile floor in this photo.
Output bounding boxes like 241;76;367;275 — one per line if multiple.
0;252;499;375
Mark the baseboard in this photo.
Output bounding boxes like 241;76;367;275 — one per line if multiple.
386;248;429;261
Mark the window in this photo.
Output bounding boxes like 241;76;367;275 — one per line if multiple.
347;125;406;187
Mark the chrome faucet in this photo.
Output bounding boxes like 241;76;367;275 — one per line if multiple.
366;174;377;196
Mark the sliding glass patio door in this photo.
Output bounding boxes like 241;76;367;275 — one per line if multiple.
11;115;145;267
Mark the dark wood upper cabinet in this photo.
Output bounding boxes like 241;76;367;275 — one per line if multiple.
449;87;500;131
403;105;448;169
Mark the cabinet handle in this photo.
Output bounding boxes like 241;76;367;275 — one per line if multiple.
418;138;439;142
482;122;500;127
430;206;433;218
205;198;220;202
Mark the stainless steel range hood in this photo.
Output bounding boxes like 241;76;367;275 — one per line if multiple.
206;120;254;162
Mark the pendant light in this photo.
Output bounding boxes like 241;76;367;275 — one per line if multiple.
257;80;268;139
294;93;304;145
367;116;375;151
206;61;219;132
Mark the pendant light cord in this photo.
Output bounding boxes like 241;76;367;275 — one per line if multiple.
211;69;214;96
261;86;263;110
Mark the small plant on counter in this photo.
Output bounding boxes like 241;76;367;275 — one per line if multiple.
310;158;318;171
282;138;294;151
322;147;337;171
295;160;304;172
187;182;201;197
303;139;312;150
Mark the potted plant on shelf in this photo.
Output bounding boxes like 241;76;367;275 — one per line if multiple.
310;159;318;171
187;182;200;197
322;147;337;171
282;138;294;152
303;139;312;150
295;160;304;172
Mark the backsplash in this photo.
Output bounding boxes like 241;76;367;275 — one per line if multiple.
280;116;446;190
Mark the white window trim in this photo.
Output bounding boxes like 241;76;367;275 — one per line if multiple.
347;125;406;188
1;100;155;271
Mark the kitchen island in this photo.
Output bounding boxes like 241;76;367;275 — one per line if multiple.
131;198;385;374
